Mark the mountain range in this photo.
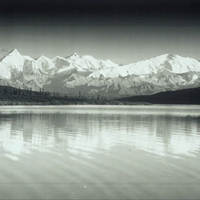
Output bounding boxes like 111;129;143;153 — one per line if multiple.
0;48;200;100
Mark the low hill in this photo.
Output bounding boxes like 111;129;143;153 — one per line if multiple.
118;87;200;105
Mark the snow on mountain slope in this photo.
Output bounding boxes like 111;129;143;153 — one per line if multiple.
90;54;200;78
36;56;55;71
0;49;200;99
52;56;70;69
65;53;118;72
0;49;120;93
78;54;200;98
0;50;57;89
0;49;28;79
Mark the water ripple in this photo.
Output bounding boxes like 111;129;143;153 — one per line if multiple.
0;105;200;199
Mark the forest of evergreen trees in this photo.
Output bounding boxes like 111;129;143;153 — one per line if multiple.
0;85;83;105
0;85;109;105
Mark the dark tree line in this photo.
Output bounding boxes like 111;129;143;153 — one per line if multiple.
0;85;70;102
0;85;50;97
118;87;200;105
0;85;92;105
0;85;116;105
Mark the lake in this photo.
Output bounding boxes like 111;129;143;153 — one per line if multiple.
0;105;200;200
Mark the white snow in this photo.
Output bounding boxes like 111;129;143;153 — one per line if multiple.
90;54;200;78
0;50;200;98
0;49;25;78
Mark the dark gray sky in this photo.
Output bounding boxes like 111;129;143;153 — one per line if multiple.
0;0;200;64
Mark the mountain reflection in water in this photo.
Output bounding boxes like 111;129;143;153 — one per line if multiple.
0;105;200;200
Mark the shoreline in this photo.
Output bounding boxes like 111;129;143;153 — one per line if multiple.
0;100;151;106
0;100;199;106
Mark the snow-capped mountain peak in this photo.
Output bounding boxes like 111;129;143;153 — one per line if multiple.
89;54;200;79
37;55;51;62
35;55;55;71
52;56;67;61
1;50;200;99
67;52;80;60
0;49;25;79
7;49;21;57
155;53;200;73
72;52;79;57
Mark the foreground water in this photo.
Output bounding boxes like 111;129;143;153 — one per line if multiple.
0;105;200;200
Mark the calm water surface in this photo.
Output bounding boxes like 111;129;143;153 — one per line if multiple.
0;105;200;200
